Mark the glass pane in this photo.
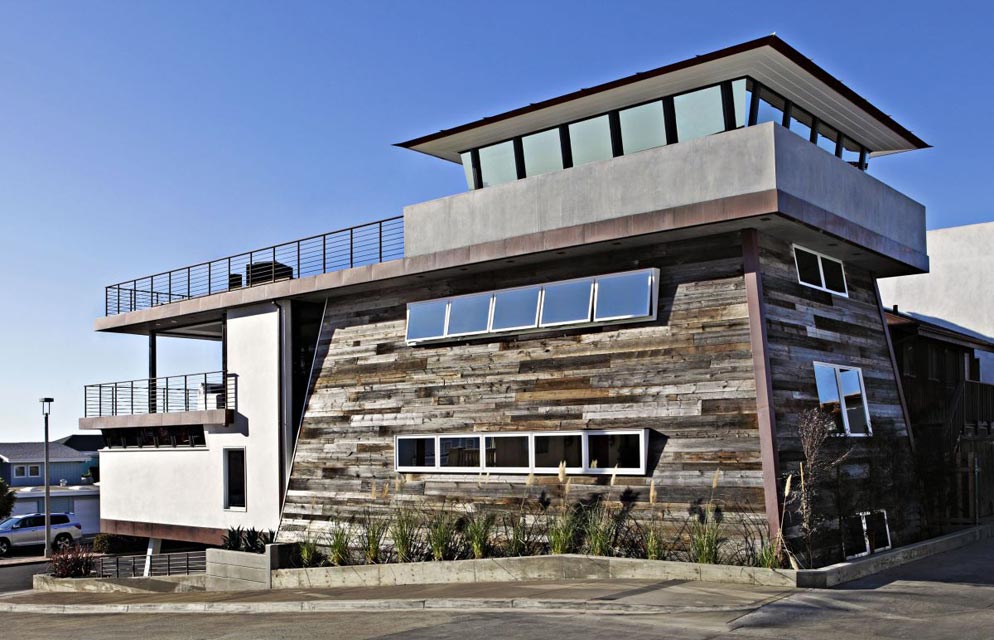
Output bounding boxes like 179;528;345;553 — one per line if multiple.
839;368;869;435
397;438;435;468
478;140;517;188
821;258;846;294
407;300;448;341
841;515;867;557
754;88;786;126
673;86;725;142
587;433;641;470
460;151;475;190
522;129;563;177
14;467;24;477
594;271;651;320
789;107;813;142
446;293;491;336
485;436;529;468
865;511;890;552
492;287;540;331
226;450;246;509
619;101;666;154
731;79;747;128
540;279;592;326
534;435;582;467
794;248;822;287
814;364;844;431
569;115;613;167
440;437;480;468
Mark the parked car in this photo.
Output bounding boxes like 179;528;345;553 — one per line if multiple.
0;513;83;555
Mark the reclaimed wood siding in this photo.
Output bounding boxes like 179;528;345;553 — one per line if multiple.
280;234;768;544
758;233;922;556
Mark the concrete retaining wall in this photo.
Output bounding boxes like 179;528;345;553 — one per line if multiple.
33;573;205;594
272;554;797;590
205;544;293;591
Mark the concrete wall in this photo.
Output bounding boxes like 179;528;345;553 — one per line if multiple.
97;302;283;535
403;123;926;270
880;223;994;382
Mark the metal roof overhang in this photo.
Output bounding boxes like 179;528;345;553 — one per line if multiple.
397;36;928;163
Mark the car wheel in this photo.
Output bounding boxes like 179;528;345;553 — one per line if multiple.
53;533;73;552
0;538;9;556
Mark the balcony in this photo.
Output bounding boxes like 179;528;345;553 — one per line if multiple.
105;215;403;316
80;371;236;430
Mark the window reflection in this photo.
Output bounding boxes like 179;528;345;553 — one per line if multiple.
595;272;651;320
478;141;517;187
485;436;529;468
522;129;563;177
398;438;435;467
492;287;540;331
534;435;582;468
619;101;666;154
587;433;641;469
673;85;725;142
440;437;481;467
569;115;613;166
407;300;448;341
540;279;593;326
447;294;491;336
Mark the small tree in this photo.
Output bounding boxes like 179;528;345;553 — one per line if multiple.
0;478;14;521
795;408;852;566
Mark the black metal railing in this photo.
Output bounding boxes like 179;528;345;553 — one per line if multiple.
105;215;404;315
84;371;236;417
95;550;207;578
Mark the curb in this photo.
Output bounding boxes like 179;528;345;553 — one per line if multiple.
0;559;49;569
0;596;771;616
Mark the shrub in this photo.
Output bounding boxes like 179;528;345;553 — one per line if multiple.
643;523;667;561
547;507;582;555
501;513;536;557
584;504;617;557
50;545;94;578
297;537;327;568
464;512;496;560
221;527;244;551
360;510;389;564
426;510;460;561
688;470;724;564
91;533;146;555
328;526;352;566
390;507;423;563
243;528;262;553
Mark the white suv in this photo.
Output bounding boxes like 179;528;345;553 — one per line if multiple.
0;513;83;555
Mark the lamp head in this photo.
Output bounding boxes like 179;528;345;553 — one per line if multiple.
39;397;54;416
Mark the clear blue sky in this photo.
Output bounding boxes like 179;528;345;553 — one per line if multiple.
1;1;991;440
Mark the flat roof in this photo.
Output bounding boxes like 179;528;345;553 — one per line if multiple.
397;35;928;163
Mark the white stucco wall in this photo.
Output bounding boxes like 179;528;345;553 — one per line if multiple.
98;302;283;533
879;221;994;383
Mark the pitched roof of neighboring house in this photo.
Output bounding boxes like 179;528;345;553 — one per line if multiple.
55;434;104;454
0;442;90;464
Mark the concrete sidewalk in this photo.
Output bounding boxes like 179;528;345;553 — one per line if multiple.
0;578;793;615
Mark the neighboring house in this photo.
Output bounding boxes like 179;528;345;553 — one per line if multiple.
83;36;929;565
55;434;103;481
0;442;101;534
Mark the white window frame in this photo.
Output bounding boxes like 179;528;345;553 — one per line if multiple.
406;268;659;345
222;447;247;512
792;244;848;297
395;429;648;475
843;510;892;560
13;465;27;478
26;465;41;478
813;362;873;437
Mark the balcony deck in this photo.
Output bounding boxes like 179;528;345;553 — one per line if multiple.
104;216;403;316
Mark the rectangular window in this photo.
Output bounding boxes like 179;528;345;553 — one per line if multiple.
223;448;246;510
491;287;540;332
522;128;563;177
793;245;848;296
396;430;646;475
460;151;476;190
396;437;436;469
28;465;41;477
478;140;517;188
842;510;891;559
673;85;725;142
406;269;657;344
14;465;26;478
813;363;872;436
484;435;530;470
568;115;613;167
731;78;747;128
540;279;594;326
619;101;667;154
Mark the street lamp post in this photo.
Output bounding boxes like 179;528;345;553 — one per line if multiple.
40;397;54;558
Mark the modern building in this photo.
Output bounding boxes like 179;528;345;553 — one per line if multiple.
83;36;930;565
0;441;101;534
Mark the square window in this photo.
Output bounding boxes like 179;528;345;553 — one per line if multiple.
397;437;436;468
794;246;847;296
14;466;26;478
28;465;40;477
491;287;540;332
673;85;725;142
821;258;847;294
446;293;492;336
568;115;613;167
440;437;481;468
594;271;652;321
534;435;582;468
540;279;593;326
484;436;529;469
522;129;563;177
407;300;448;342
619;101;667;154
